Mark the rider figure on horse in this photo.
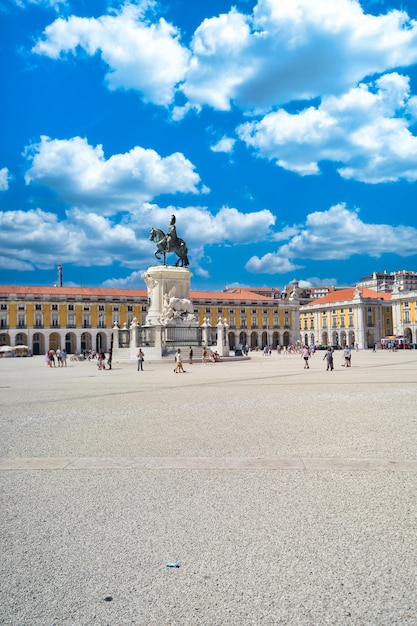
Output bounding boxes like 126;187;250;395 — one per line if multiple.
165;215;178;252
149;214;190;267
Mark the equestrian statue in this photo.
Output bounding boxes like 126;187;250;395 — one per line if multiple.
149;214;190;267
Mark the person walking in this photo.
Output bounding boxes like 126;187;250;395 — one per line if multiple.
48;349;56;367
61;348;67;367
343;346;351;367
188;346;193;364
323;347;334;371
174;348;186;373
107;349;112;370
97;351;106;370
202;346;207;364
302;345;310;368
137;349;145;371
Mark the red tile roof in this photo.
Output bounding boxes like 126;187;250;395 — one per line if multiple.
306;287;391;305
0;285;147;297
0;284;274;302
191;288;273;302
2;284;389;305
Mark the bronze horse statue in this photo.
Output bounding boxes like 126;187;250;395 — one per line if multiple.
149;227;190;267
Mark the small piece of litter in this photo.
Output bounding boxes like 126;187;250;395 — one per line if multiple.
166;562;180;568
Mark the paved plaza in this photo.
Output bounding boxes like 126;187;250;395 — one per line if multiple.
1;349;416;625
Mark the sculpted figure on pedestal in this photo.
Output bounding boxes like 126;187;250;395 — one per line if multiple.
160;287;196;325
149;215;190;267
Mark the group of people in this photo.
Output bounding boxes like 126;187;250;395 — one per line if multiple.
45;347;67;367
45;347;112;369
323;345;352;371
209;350;221;362
45;343;355;372
136;345;220;373
173;346;219;371
299;345;352;371
97;350;111;370
234;343;250;356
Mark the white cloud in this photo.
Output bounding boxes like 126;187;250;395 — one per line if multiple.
304;276;338;287
246;203;417;276
271;225;301;242
130;202;277;275
32;3;190;106
144;204;276;245
102;270;148;289
14;0;66;8
193;266;211;279
210;136;236;153
0;207;150;270
238;73;417;182
24;136;203;214
182;0;417;111
182;8;253;111
171;101;201;122
128;202;275;244
0;201;277;276
0;256;34;271
246;253;303;274
280;203;417;259
2;199;415;280
0;208;71;269
0;168;10;191
32;0;417;115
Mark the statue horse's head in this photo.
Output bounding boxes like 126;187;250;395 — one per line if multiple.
149;227;164;243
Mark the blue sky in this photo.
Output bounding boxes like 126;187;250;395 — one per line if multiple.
1;0;417;291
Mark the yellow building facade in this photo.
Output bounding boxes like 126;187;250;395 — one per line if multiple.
299;286;394;349
391;287;417;345
0;285;300;355
1;282;416;355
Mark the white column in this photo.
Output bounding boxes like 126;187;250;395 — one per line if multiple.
201;317;210;348
356;305;366;349
391;297;401;337
129;318;139;349
112;321;120;349
216;317;230;357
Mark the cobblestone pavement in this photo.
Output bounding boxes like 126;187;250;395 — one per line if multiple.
1;350;416;625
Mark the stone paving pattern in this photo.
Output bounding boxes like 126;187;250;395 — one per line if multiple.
0;350;416;625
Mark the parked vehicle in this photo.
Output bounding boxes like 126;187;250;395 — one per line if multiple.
381;336;409;349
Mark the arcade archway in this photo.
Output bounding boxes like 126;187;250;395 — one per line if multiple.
32;332;44;355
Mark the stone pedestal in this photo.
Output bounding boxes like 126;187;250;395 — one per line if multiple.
143;266;194;326
139;266;198;359
216;318;230;357
112;265;246;362
111;266;233;362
